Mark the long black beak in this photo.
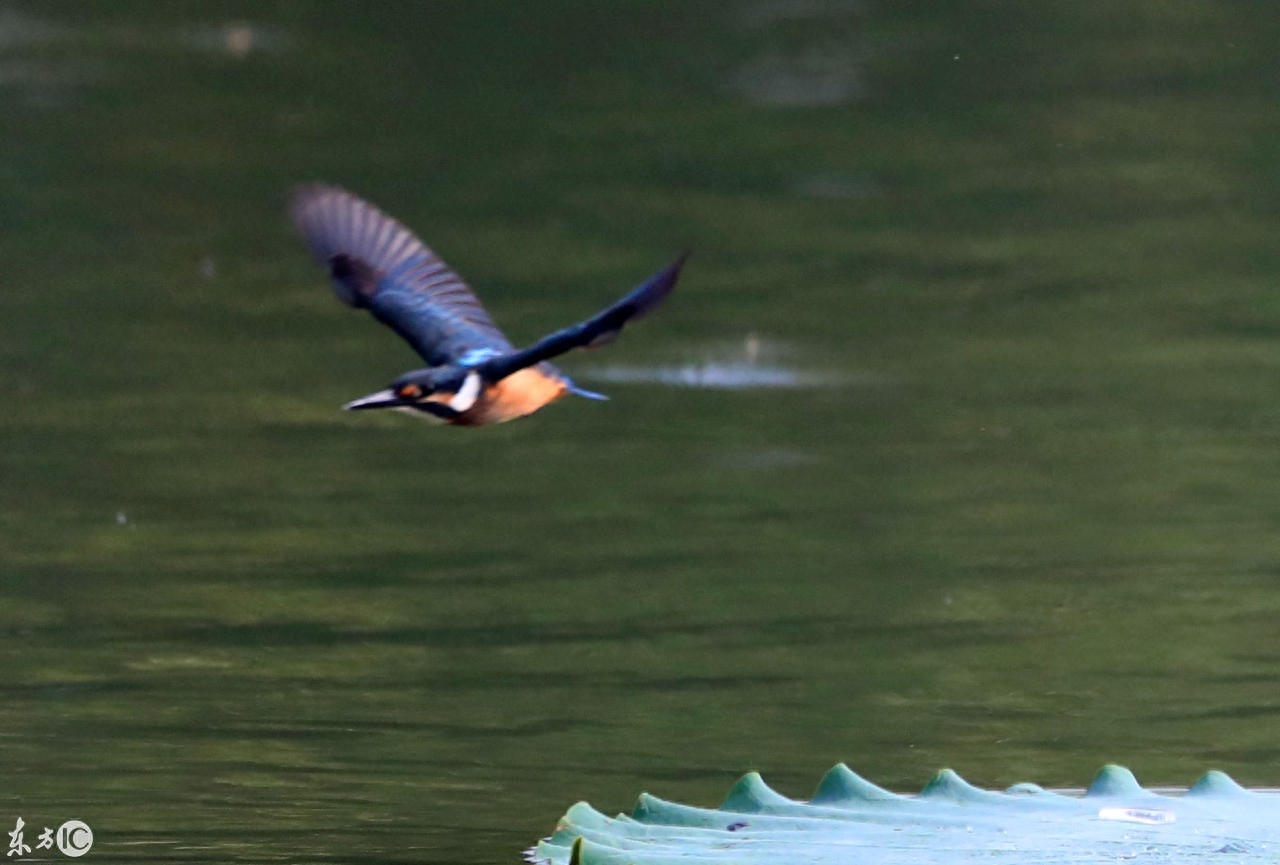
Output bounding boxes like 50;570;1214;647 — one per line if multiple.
342;388;404;411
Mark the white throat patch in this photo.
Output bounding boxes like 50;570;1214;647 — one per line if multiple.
448;371;483;413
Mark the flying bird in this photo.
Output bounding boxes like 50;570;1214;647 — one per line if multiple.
291;184;686;426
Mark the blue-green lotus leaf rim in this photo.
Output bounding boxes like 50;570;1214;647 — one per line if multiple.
529;764;1280;865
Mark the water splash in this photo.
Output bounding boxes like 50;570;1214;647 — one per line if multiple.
582;336;851;390
586;362;833;389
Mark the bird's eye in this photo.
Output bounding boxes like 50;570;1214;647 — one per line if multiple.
397;384;423;400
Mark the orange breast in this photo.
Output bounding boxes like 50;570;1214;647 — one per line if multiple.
456;367;568;426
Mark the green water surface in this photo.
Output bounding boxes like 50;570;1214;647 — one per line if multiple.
3;2;1280;862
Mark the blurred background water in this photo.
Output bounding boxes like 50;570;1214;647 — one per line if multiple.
3;1;1280;862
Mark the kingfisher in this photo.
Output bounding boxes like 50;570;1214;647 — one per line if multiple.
291;184;686;426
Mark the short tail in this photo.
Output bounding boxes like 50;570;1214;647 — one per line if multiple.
567;382;609;401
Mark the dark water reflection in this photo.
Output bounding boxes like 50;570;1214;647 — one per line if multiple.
4;1;1280;862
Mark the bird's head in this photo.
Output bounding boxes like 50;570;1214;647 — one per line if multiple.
343;367;485;422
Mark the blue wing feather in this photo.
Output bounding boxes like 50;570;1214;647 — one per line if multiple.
291;184;515;366
477;252;688;384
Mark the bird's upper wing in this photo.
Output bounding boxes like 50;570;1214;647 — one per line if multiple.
478;253;687;384
291;184;514;366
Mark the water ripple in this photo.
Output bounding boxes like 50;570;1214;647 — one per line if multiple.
585;361;837;389
583;336;871;389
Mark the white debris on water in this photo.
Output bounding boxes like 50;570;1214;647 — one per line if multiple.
583;336;873;390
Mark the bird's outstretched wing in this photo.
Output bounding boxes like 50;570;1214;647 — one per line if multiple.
291;184;514;366
478;253;688;384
